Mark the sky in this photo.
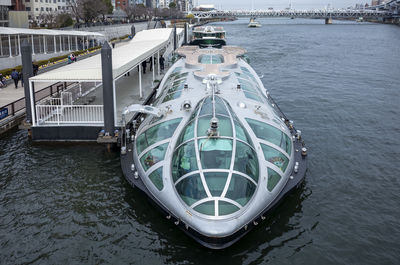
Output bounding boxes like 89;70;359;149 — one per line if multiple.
197;0;367;10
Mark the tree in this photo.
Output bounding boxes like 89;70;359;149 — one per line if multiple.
37;12;57;28
169;2;176;9
98;0;113;22
56;13;74;28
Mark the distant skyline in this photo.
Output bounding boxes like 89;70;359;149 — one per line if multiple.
197;0;368;9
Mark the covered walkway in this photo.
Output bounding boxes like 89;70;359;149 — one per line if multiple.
29;28;184;129
0;27;105;58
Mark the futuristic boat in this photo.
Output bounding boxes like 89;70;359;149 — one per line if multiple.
190;26;226;48
248;18;262;28
121;45;307;249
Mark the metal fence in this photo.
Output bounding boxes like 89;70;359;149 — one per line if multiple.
0;82;73;122
35;105;103;125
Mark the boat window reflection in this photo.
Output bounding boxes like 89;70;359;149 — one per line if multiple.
261;144;289;172
136;118;182;155
140;143;169;171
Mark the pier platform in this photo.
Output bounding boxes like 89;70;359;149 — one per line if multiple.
23;27;185;141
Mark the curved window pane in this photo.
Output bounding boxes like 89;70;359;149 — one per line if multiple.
234;142;259;182
136;118;181;155
176;174;207;206
162;91;182;103
215;97;229;116
199;97;212;116
194;201;215;216
239;79;257;93
172;141;198;182
218;201;240;216
244;91;263;102
168;82;184;94
204;172;228;197
199;54;224;64
226;174;256;206
261;144;289;172
267;168;282;192
197;116;232;137
197;116;212;137
246;118;283;147
199;139;233;170
235;121;250;143
140;143;169;171
149;167;164;191
179;119;195;143
282;133;292;155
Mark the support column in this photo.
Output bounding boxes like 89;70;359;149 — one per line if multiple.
0;36;3;56
75;36;78;50
184;22;188;45
152;55;155;82
53;36;57;53
18;35;21;55
173;24;177;52
68;36;71;51
43;35;47;54
157;51;160;77
139;64;143;99
15;35;17;55
101;42;115;136
131;25;136;37
31;35;35;55
8;35;12;57
59;36;62;52
21;41;34;123
325;17;332;24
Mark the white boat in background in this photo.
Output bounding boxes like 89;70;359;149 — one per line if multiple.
248;18;262;28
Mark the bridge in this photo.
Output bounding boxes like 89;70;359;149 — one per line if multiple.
192;0;400;24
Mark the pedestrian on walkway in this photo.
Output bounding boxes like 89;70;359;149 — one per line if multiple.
0;74;6;88
19;71;23;87
159;55;165;71
32;63;39;76
11;69;19;89
142;60;147;74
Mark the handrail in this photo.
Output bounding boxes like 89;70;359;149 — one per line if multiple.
0;82;76;121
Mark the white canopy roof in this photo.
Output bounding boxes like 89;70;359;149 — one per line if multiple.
0;26;104;37
30;28;181;82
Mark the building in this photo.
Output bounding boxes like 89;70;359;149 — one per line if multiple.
11;0;24;11
159;0;171;9
115;0;129;10
0;0;11;27
22;0;72;21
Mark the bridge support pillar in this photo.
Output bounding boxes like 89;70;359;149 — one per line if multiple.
325;18;332;24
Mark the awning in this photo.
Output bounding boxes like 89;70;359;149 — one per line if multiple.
0;26;104;37
29;28;180;82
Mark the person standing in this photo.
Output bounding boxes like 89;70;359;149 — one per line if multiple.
32;63;39;76
11;69;19;89
19;71;23;87
141;60;147;74
159;55;165;71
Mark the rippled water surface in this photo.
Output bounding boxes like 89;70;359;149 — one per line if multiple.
1;18;400;264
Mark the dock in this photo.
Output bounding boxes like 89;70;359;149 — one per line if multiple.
0;25;187;142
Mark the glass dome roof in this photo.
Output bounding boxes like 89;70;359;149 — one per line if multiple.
172;96;259;217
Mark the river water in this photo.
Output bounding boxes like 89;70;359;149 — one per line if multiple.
1;18;399;264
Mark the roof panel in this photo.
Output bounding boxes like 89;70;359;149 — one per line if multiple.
30;28;175;82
